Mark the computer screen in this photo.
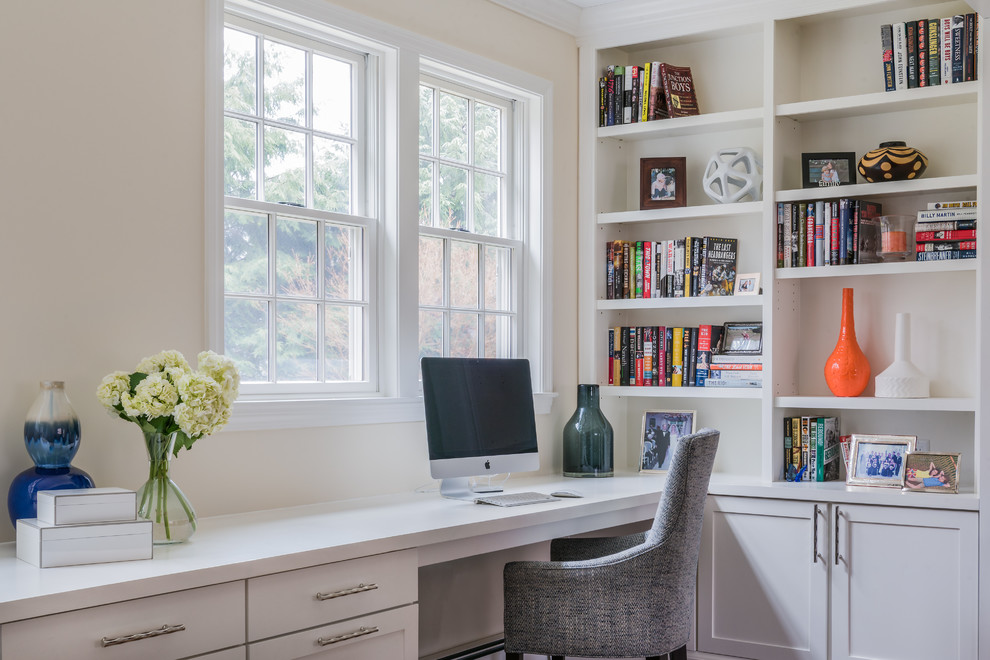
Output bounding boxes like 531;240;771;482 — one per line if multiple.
421;357;540;499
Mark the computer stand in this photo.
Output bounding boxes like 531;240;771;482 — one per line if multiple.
439;477;503;500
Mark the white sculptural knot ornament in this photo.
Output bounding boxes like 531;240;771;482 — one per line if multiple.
702;147;763;203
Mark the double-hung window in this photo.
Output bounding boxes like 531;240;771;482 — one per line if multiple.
221;14;376;395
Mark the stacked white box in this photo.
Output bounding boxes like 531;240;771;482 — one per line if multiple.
36;487;137;525
17;487;152;568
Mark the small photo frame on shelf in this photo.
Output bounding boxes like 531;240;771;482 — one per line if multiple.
801;152;857;189
847;434;917;488
640;157;687;209
903;451;960;493
733;272;761;296
640;410;697;473
717;322;763;355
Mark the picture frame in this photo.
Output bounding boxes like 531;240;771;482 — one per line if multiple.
903;451;961;493
733;272;761;296
640;157;687;209
847;434;917;487
640;410;697;473
717;322;763;355
801;152;857;189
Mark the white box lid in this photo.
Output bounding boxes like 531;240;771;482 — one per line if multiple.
19;518;151;541
37;487;135;507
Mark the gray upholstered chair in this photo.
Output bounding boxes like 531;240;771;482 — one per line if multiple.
502;428;720;660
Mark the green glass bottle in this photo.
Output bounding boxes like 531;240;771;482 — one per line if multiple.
562;384;614;477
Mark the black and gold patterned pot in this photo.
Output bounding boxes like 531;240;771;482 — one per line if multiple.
857;141;928;182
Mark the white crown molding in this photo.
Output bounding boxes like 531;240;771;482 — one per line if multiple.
485;0;583;36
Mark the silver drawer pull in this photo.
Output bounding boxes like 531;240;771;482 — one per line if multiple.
317;625;379;646
100;623;186;647
315;582;379;600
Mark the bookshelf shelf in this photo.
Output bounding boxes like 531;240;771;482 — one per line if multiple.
596;107;762;141
775;259;975;279
597;295;763;310
597;201;762;225
774;395;976;412
602;385;762;399
775;81;979;122
775;174;978;203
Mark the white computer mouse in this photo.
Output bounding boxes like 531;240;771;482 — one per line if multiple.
550;489;584;498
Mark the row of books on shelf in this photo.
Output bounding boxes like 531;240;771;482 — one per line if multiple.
784;416;841;482
607;323;763;389
914;204;978;261
775;199;883;268
606;237;738;299
880;13;979;92
598;62;699;127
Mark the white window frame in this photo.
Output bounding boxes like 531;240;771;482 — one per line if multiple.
206;0;554;430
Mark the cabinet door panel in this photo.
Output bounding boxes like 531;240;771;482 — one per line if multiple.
831;504;977;660
698;496;828;660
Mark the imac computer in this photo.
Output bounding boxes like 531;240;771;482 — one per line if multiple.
421;357;540;500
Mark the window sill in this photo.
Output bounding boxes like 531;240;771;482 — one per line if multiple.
223;392;558;432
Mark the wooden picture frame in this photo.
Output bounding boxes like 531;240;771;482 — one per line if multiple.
640;410;697;473
847;434;917;487
640;157;687;209
903;451;961;493
801;152;857;188
733;272;761;296
717;322;763;355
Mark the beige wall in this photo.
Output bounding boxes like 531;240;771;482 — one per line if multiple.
0;1;578;544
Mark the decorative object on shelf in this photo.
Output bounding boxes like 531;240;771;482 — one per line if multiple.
717;322;763;355
903;451;960;494
702;147;763;203
801;152;856;188
875;313;930;398
7;381;95;527
857;141;928;182
733;272;761;296
877;214;916;262
639;409;696;473
640;157;686;209
97;350;240;544
846;434;916;488
824;288;871;397
562;384;614;477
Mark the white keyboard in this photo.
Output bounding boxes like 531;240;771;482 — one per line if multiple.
474;491;559;507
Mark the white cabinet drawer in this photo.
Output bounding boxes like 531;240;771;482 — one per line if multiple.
185;647;246;660
248;603;417;660
1;581;245;660
247;549;416;641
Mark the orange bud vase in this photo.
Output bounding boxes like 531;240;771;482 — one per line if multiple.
824;288;870;397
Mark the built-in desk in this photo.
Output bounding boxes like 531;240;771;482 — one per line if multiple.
0;472;668;660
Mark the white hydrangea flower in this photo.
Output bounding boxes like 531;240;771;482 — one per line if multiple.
96;371;131;409
121;372;179;420
175;372;225;439
197;350;240;405
136;350;190;375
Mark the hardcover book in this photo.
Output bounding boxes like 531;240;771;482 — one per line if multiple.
699;236;738;296
658;63;699;117
881;24;895;91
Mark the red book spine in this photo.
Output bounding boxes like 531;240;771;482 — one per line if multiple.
806;206;816;267
916;229;977;241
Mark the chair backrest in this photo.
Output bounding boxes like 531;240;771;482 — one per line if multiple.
645;427;719;553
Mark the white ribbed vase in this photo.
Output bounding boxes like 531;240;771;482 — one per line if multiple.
875;313;929;398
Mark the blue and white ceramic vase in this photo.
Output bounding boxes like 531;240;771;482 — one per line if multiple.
7;381;94;526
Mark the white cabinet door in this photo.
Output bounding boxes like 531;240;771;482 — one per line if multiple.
698;496;828;660
830;504;977;660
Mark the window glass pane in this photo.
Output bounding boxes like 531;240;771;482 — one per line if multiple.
276;301;318;380
449;313;479;358
474;103;501;171
313;136;350;213
419;85;434;155
224;28;256;114
313;54;351;136
419;159;434;227
438;164;467;230
326;304;362;381
438;92;468;162
325;223;362;301
224;117;257;199
224;210;268;294
484;245;511;311
450;241;479;309
276;216;318;297
419;236;444;307
263;40;305;125
474;172;500;237
263;126;305;205
419;310;443;360
484;315;511;358
225;298;269;381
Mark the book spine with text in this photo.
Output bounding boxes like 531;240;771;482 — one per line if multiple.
927;18;941;86
881;24;895;90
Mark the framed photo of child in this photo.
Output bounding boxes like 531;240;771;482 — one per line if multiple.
640;410;697;473
903;451;960;493
640;157;687;209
